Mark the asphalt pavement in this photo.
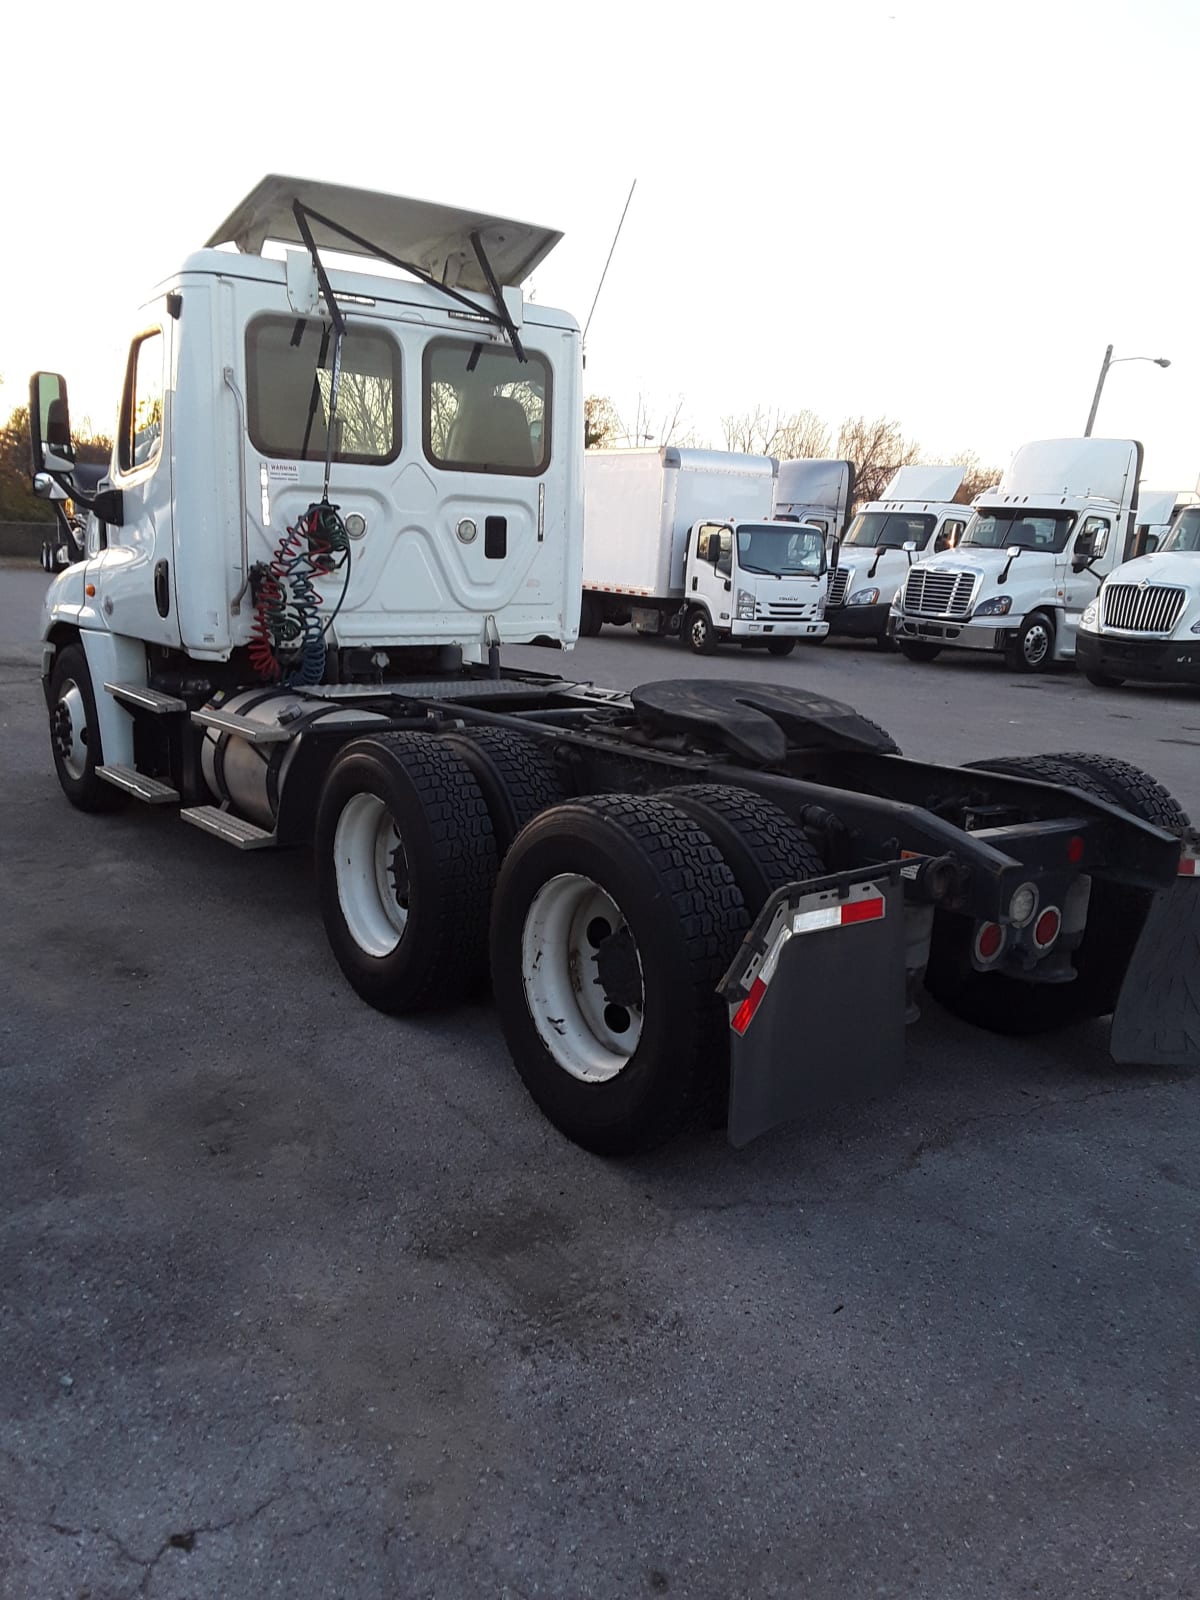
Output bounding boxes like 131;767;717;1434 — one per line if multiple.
2;562;1198;1599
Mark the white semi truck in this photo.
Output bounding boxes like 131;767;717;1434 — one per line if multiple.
29;177;1200;1154
823;465;970;647
1077;500;1200;689
579;448;828;654
889;438;1142;672
773;457;856;545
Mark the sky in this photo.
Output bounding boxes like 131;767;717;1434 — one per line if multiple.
2;0;1196;487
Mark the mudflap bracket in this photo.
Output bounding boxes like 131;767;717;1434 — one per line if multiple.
718;863;906;1147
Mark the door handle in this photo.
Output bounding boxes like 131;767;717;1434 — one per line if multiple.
691;577;698;591
154;559;170;618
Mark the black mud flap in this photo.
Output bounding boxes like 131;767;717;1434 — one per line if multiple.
718;865;907;1148
1110;873;1200;1069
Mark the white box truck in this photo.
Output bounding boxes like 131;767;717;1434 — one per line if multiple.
889;438;1142;672
823;465;970;647
581;447;828;654
1078;497;1200;689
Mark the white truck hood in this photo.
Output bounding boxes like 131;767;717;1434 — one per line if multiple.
1105;549;1200;588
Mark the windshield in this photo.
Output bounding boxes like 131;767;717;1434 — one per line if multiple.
736;524;825;576
843;511;935;549
963;508;1076;553
1163;507;1200;553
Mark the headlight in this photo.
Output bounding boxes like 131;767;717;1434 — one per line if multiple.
974;596;1013;617
891;587;903;608
848;588;880;606
736;588;755;619
1079;600;1100;631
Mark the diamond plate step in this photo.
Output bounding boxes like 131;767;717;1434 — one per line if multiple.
97;765;180;804
190;707;295;743
180;806;276;849
104;681;188;714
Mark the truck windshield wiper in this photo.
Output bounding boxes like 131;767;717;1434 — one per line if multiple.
738;562;776;575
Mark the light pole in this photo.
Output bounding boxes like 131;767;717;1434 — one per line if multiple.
1084;345;1171;436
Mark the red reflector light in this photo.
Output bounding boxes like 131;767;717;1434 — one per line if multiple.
841;895;886;926
1067;835;1085;864
1180;854;1199;878
1033;907;1061;949
731;976;768;1036
976;922;1004;961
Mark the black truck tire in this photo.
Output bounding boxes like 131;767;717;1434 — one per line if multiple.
925;750;1180;1034
315;732;497;1013
443;727;570;857
765;638;796;657
48;643;122;812
490;794;748;1155
1085;669;1125;689
663;784;826;916
1004;610;1055;673
685;607;718;655
579;593;603;637
897;641;942;663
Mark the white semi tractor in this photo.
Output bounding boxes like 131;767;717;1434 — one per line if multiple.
823;465;970;647
579;448;828;654
1078;501;1200;689
889;438;1142;672
772;457;856;546
29;177;1200;1154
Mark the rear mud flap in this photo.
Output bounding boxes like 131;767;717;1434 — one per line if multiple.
1110;878;1200;1069
718;866;906;1148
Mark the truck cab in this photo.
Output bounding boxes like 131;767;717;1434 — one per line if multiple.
823;465;969;646
773;458;856;552
889;438;1141;673
1078;500;1200;688
682;516;828;654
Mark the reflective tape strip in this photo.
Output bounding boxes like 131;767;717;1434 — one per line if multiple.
1180;853;1199;877
793;894;885;935
731;976;768;1036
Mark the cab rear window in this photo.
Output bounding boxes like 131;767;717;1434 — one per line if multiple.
245;317;400;464
423;339;550;476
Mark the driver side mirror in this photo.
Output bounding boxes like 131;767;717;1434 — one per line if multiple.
30;372;76;474
829;538;840;571
1006;544;1022;558
1144;533;1160;554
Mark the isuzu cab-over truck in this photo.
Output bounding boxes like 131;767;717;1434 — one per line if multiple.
30;177;1200;1156
822;465;970;647
889;438;1141;672
580;447;828;653
1078;500;1200;688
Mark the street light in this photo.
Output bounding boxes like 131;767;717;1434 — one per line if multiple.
1084;344;1171;436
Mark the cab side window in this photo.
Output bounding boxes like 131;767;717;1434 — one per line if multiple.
1077;515;1111;558
935;518;965;552
119;331;164;473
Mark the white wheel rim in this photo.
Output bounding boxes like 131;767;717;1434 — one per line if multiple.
521;873;645;1083
691;615;707;647
333;792;409;957
54;680;88;780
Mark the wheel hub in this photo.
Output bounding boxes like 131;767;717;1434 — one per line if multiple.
52;682;88;780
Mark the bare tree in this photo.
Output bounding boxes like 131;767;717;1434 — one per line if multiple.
836;415;922;507
946;449;1003;505
721;407;832;460
617;393;695;449
584;395;621;450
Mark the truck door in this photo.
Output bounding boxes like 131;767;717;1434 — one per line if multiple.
1064;514;1112;615
689;522;733;622
92;319;179;647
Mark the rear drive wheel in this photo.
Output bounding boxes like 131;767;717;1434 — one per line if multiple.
664;785;826;916
315;733;497;1012
765;638;796;657
491;795;747;1154
48;643;121;812
897;640;942;663
579;593;603;637
686;607;718;655
1005;611;1055;673
443;727;570;857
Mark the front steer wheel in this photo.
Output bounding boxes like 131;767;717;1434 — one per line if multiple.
315;733;498;1013
490;795;749;1155
48;643;122;812
897;640;942;662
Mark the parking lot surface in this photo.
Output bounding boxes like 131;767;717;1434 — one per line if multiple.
2;561;1198;1599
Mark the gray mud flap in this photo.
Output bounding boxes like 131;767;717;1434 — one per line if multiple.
1110;870;1200;1069
718;866;906;1148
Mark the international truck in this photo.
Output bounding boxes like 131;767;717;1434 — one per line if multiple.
1078;499;1200;688
889;438;1141;672
579;447;828;654
772;457;856;546
822;464;970;647
29;177;1200;1156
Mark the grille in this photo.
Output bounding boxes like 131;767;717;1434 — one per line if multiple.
826;568;850;608
903;568;975;617
1101;583;1187;634
756;601;817;619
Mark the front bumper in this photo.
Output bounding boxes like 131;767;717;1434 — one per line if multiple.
1077;630;1200;685
733;619;829;640
890;614;1005;652
827;601;891;639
